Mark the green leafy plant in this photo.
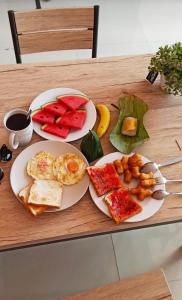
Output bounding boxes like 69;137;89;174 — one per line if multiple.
110;95;149;154
148;42;182;95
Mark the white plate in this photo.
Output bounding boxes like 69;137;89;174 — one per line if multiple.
10;140;89;212
30;87;96;142
89;152;165;222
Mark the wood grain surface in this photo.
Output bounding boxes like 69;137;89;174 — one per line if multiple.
19;30;93;54
15;7;94;56
1;54;182;251
15;8;94;33
62;269;172;300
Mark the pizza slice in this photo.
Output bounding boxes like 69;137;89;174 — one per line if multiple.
87;163;124;196
104;188;142;224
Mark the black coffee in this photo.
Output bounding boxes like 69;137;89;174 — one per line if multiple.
6;113;30;131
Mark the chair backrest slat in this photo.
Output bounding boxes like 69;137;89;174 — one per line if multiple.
19;30;93;54
15;8;94;33
8;6;99;63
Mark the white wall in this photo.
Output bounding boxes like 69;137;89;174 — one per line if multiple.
0;0;182;63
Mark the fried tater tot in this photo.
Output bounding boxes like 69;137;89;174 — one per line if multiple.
121;156;129;170
130;187;139;195
137;188;153;201
137;159;144;168
140;179;156;187
130;185;152;201
131;166;141;178
124;169;132;183
139;172;154;180
128;154;142;167
114;159;124;174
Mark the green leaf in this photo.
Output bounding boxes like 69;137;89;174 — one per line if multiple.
148;42;182;95
109;95;149;154
80;130;103;162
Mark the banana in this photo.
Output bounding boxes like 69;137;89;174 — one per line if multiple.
96;104;111;138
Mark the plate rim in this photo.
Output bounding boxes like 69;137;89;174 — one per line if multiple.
10;140;89;213
30;87;97;142
89;151;165;223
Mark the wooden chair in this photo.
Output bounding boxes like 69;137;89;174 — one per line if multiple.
8;6;99;63
62;270;173;300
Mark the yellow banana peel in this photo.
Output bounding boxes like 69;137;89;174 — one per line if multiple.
96;104;111;138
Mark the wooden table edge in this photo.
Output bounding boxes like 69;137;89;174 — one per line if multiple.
0;53;153;70
1;217;182;252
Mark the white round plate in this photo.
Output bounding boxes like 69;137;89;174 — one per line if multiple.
10;140;89;212
30;87;96;142
89;152;165;222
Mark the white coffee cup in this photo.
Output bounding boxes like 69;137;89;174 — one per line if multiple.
4;108;33;149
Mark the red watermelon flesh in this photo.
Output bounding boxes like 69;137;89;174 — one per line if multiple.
42;101;68;116
56;110;86;129
42;124;69;138
57;94;88;110
32;109;55;125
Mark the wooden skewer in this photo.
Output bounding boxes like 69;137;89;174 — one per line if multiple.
111;103;119;110
175;139;182;151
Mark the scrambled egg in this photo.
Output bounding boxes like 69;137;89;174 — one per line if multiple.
27;151;56;180
54;153;86;185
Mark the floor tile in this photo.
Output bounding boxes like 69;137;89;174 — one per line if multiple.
0;234;119;300
112;223;182;282
168;280;182;300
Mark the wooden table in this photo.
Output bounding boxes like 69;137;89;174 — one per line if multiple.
1;54;182;252
62;270;172;300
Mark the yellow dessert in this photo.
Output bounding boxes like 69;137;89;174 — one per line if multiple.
121;117;138;136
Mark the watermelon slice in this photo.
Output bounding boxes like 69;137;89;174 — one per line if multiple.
42;124;69;138
56;110;86;129
32;109;55;125
57;94;88;110
42;101;68;116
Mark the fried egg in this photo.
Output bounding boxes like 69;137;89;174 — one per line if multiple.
27;151;56;180
54;153;86;185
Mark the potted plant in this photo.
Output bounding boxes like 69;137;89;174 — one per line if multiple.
148;42;182;95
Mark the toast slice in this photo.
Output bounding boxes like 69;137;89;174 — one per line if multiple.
87;163;123;196
104;188;142;224
28;179;62;208
18;185;47;216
